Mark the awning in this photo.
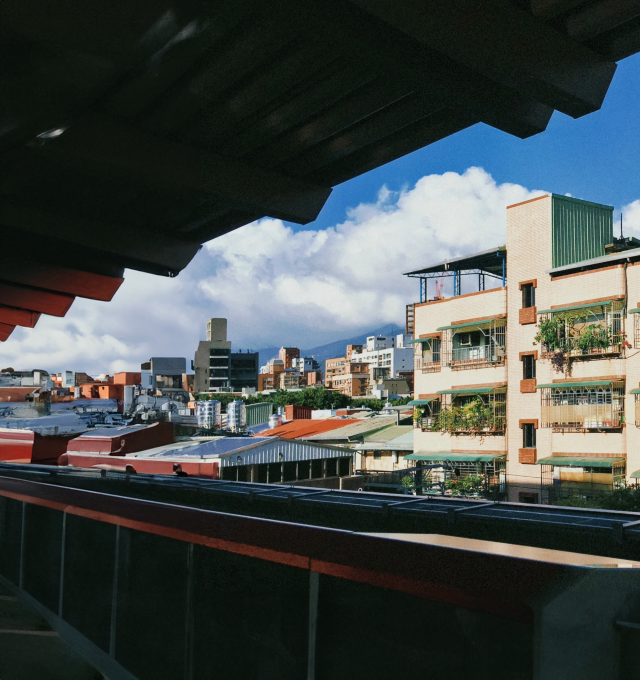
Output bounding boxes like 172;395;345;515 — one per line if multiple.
535;380;617;390
405;452;506;462
436;317;503;331
628;308;640;314
631;470;640;479
408;398;438;405
630;389;640;395
536;456;625;468
537;298;622;315
437;386;503;395
407;337;432;344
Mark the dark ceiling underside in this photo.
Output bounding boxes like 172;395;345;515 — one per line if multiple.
1;0;639;341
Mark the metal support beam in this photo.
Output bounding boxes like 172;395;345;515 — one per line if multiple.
109;525;120;659
420;277;427;303
58;512;66;617
307;571;319;680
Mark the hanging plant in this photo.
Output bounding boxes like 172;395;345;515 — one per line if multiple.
550;351;567;374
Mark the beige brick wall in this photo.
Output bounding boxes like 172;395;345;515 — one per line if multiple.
413;287;507;398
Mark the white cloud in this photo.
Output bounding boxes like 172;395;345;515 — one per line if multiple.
619;200;640;238
1;167;548;373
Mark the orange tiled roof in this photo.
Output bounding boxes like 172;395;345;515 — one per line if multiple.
260;419;356;439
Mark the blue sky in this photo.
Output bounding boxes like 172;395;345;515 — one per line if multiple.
306;53;640;233
2;55;638;373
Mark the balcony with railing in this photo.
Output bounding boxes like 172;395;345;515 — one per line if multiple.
411;336;441;373
420;387;507;435
450;344;505;369
536;299;625;361
537;381;625;430
437;318;506;371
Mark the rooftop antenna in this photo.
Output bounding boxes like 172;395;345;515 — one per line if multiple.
620;213;624;241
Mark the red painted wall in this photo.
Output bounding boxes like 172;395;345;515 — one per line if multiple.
67;421;174;454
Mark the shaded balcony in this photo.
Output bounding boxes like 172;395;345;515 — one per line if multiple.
537;380;625;430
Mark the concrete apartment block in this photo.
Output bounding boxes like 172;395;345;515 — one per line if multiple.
410;194;640;504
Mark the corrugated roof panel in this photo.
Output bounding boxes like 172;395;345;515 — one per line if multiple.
537;298;622;315
260;419;354;439
405;452;505;462
304;416;399;441
536;456;625;468
551;194;613;268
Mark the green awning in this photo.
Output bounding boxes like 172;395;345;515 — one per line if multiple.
535;380;616;390
407;337;432;344
436;318;503;331
405;452;506;462
628;308;640;314
630;389;640;395
536;456;625;468
631;470;640;479
537;299;622;315
437;386;502;395
408;398;438;405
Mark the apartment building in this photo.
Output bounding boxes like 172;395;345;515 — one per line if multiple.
193;318;258;393
350;334;414;381
408;194;640;504
325;357;370;395
279;347;300;369
331;370;369;397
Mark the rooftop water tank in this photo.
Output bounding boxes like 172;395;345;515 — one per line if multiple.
268;414;283;430
197;400;221;430
227;400;246;432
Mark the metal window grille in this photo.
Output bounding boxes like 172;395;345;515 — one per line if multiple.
635;314;640;349
418;399;441;431
540;383;625;430
449;322;506;370
540;460;626;502
538;301;625;358
429;458;506;495
414;338;441;373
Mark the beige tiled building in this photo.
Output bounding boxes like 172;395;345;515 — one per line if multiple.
408;194;640;503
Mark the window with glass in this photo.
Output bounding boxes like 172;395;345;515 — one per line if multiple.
522;423;536;448
522;283;535;309
522;354;536;380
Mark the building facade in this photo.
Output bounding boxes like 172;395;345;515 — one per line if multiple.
350;334;414;381
193;318;258;393
278;347;300;369
409;194;640;503
142;357;187;394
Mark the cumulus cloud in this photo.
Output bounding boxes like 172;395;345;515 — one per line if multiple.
619;199;640;238
1;167;547;373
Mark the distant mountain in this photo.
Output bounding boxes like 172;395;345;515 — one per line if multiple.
258;323;405;369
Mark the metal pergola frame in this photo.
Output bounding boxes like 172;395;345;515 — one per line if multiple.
404;248;506;302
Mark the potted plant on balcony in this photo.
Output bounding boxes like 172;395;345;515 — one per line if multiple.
534;312;577;374
575;323;613;355
413;406;423;429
